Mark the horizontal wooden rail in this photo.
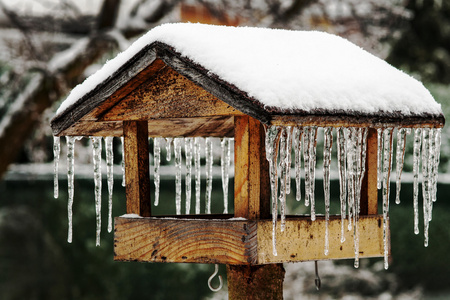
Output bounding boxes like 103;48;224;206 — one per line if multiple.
114;215;388;265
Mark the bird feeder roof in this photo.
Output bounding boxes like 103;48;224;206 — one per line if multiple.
51;23;444;137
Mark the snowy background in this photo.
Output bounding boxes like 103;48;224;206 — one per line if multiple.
0;0;450;299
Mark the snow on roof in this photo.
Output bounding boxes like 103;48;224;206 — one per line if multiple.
56;22;442;118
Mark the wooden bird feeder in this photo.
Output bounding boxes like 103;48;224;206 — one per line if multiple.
50;23;444;298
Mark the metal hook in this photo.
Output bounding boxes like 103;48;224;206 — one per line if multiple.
208;264;223;292
314;261;321;291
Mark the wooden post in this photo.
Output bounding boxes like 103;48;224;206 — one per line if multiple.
123;120;151;217
228;115;284;299
360;128;378;215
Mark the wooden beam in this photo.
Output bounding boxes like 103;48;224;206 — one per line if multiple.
257;216;386;264
114;215;386;265
123;120;151;217
234;116;270;220
114;216;256;264
360;128;378;215
270;114;445;128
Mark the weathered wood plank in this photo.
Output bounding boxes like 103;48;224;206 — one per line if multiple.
234;116;270;220
270;114;445;128
123;120;151;216
257;215;387;264
114;215;387;265
114;217;256;264
58;116;235;137
100;65;244;121
361;128;378;215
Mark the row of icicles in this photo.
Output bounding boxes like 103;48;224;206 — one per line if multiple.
265;125;441;269
53;136;233;246
53;125;441;269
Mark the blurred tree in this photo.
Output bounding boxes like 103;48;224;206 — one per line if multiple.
388;0;450;83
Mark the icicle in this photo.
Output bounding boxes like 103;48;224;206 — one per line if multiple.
194;137;202;214
377;128;383;189
413;128;422;235
265;125;281;256
53;136;60;199
292;127;302;202
121;136;125;187
221;138;231;214
337;127;347;243
105;137;114;233
323;127;333;256
185;137;193;214
309;127;318;220
66;136;76;243
91;137;102;247
354;128;368;268
166;137;173;161
205;138;213;214
346;128;357;231
395;128;408;204
303;127;311;207
285;126;293;195
278;127;288;231
154;137;161;206
382;128;394;269
174;138;183;215
422;128;431;247
431;128;442;203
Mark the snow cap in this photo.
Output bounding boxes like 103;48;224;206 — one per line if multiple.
56;22;442;117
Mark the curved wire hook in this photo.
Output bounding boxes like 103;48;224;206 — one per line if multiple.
208;264;223;292
314;261;321;291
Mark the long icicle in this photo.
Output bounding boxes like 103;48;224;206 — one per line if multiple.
395;128;409;204
431;128;442;203
422;128;431;247
205;138;213;214
194;137;202;214
413;128;422;235
337;127;347;243
293;127;303;202
66;136;76;243
382;128;394;269
153;137;161;206
303;127;311;207
285;126;293;195
185;137;193;214
53;136;61;199
278;127;288;231
91;136;102;247
105;137;114;233
121;136;125;187
265;125;281;256
377;128;383;190
174;138;183;215
323;127;333;256
309;127;318;221
221;138;231;214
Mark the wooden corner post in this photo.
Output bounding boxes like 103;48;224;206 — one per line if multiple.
228;115;284;300
123;120;151;217
360;128;378;215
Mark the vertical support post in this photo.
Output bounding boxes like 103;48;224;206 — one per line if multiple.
234;115;270;219
361;128;378;215
229;116;284;300
123;120;151;217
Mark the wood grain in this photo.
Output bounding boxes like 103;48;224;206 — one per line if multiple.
114;215;387;265
123;120;151;217
256;215;387;264
114;216;256;264
360;128;379;215
234;116;270;220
